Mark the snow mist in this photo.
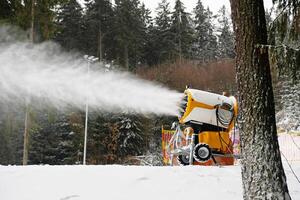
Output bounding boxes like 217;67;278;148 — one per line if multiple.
0;26;182;116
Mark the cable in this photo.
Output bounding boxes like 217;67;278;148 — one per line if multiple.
281;151;300;184
233;119;236;149
215;105;234;155
216;104;234;127
268;1;300;33
218;131;234;155
288;132;300;151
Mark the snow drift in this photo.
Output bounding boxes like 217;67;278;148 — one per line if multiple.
1;163;300;200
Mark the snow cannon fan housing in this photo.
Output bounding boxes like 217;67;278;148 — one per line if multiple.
178;89;238;130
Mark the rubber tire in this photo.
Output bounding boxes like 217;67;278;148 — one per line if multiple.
177;155;191;166
193;143;212;163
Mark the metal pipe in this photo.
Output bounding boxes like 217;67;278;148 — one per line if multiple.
83;60;90;165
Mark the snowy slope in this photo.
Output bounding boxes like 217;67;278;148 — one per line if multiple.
0;163;299;200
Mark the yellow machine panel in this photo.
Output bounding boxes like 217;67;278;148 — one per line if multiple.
198;131;231;152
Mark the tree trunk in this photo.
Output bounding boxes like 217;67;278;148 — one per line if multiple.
98;29;103;61
30;0;35;43
124;44;129;70
98;4;103;61
23;0;35;165
229;0;291;199
23;105;29;165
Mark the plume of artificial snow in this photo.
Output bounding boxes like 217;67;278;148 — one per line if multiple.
0;26;182;116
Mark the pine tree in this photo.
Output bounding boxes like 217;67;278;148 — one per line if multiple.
217;5;235;59
143;23;160;66
203;7;218;61
117;115;144;158
153;0;174;64
113;0;150;70
83;0;115;60
0;0;12;21
7;0;65;41
0;105;25;165
192;0;206;60
277;73;300;131
54;0;84;51
35;0;67;41
268;0;300;131
170;0;194;62
193;1;218;62
0;117;10;165
29;113;81;165
139;3;153;65
86;113;113;164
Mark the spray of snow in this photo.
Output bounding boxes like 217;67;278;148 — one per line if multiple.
0;26;183;116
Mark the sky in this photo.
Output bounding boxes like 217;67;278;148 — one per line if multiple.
141;0;274;16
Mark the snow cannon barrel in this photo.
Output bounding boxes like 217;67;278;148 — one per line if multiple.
178;88;238;130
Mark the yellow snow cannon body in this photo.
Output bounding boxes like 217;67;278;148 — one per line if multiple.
166;88;238;166
179;88;237;130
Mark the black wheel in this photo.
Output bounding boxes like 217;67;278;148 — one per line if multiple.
193;143;212;162
177;155;191;166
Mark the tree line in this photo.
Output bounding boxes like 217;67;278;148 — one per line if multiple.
1;0;235;69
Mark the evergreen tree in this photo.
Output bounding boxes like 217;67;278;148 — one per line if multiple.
117;115;144;157
143;22;160;66
139;3;153;65
217;5;235;59
32;0;67;41
0;117;10;165
192;0;206;60
83;0;115;60
202;7;218;61
278;76;300;131
272;0;299;47
153;0;174;64
170;0;194;61
114;0;149;70
54;0;84;51
9;0;32;30
8;0;66;41
0;0;12;21
193;1;218;62
268;0;300;130
29;113;81;165
0;105;30;165
86;113;113;164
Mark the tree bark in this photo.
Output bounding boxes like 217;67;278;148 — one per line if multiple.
229;0;291;199
98;4;103;61
23;105;29;165
30;0;35;43
98;29;103;61
124;44;129;70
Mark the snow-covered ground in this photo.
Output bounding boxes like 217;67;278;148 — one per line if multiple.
1;162;299;200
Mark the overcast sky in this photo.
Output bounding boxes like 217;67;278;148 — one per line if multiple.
141;0;274;16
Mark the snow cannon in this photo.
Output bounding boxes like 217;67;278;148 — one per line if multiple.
178;88;237;130
163;88;238;166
